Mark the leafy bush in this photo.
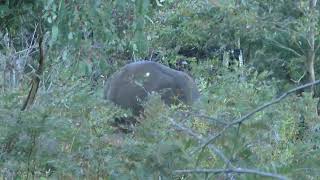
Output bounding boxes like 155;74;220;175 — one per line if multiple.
1;67;319;179
1;0;320;179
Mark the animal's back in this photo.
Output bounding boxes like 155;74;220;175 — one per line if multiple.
104;61;200;116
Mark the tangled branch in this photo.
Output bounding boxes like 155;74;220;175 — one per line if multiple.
168;118;288;179
174;168;288;180
21;23;45;111
169;80;320;180
199;80;320;151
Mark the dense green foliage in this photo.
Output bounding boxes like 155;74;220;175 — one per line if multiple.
1;0;320;179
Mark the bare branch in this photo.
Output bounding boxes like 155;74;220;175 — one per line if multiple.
231;80;320;125
190;113;229;126
167;117;233;167
267;38;303;57
290;71;306;84
315;43;320;52
199;80;320;152
21;23;45;111
174;168;288;180
26;23;38;55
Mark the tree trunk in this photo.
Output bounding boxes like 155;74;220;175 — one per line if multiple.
306;0;317;95
306;47;316;94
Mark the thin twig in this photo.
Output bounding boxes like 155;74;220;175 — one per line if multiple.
267;38;302;57
199;80;320;152
188;112;229;125
21;23;45;111
26;23;38;55
232;80;320;125
174;168;288;180
290;71;306;84
167;117;233;167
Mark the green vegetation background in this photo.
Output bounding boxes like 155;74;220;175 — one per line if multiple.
0;0;319;179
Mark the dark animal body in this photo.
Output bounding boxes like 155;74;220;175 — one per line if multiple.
104;61;200;120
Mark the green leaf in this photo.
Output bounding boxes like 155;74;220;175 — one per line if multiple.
0;5;9;17
68;32;73;40
196;148;209;165
99;60;108;72
51;25;59;42
79;61;92;76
